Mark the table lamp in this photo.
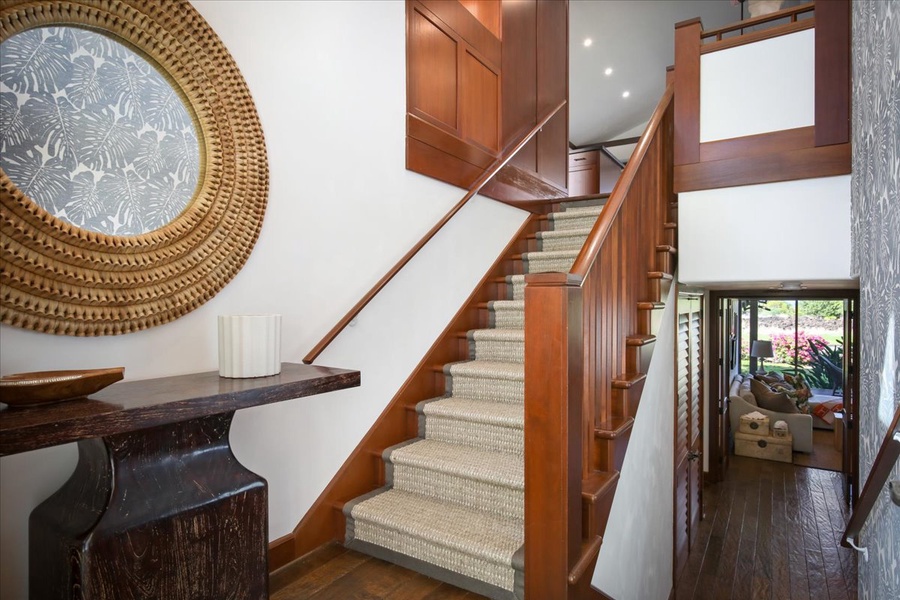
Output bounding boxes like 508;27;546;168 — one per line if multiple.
750;340;774;374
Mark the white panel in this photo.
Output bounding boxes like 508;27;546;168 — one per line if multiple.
700;29;815;142
678;176;851;286
0;2;529;597
593;283;675;600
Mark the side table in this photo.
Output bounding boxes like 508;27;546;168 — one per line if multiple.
0;363;360;600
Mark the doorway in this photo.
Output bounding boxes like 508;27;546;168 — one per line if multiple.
706;289;860;504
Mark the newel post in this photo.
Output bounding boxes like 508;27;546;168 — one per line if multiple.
673;17;701;167
524;272;584;598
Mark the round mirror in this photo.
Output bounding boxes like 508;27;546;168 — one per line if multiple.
0;26;201;236
0;0;269;336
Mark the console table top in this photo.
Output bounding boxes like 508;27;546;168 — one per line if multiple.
0;363;360;456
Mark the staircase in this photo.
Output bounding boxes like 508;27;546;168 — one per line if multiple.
343;201;606;599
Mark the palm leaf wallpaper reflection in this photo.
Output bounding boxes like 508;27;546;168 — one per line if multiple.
0;26;200;236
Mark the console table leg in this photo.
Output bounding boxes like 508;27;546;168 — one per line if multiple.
29;412;268;600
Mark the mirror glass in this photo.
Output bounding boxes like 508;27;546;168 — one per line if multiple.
0;25;200;236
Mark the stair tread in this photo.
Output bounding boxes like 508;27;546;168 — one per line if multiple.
582;471;620;501
348;489;523;563
611;372;647;388
648;271;674;280
595;416;635;438
421;397;524;428
550;207;604;219
522;249;580;259
637;301;666;310
390;439;523;489
626;334;656;346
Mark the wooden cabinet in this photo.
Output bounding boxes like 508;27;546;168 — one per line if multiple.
406;0;568;199
568;151;599;196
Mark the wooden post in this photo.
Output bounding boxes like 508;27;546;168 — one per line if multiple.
814;0;851;147
524;272;584;598
673;17;702;166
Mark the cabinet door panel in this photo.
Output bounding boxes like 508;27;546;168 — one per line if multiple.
409;7;458;130
461;51;500;151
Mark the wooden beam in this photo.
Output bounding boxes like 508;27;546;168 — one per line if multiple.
674;142;851;192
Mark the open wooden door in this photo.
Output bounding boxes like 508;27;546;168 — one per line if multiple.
674;293;703;581
842;298;859;505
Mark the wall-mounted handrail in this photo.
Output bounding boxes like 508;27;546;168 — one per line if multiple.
303;99;567;364
701;1;815;41
842;403;900;551
570;83;674;279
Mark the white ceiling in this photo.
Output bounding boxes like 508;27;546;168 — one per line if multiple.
569;0;743;146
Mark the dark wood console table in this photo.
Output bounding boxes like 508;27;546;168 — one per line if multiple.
0;363;360;600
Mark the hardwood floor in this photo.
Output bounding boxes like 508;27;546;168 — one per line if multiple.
675;455;858;600
272;457;855;600
270;543;487;600
793;429;843;472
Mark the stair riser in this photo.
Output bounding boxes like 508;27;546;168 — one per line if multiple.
550;215;602;231
387;463;523;520
488;307;524;330
539;235;593;252
638;306;666;337
582;479;618;540
593;430;631;473
626;340;655;374
469;338;524;363
346;526;519;594
421;415;524;456
657;250;674;274
649;277;672;303
524;256;576;274
445;373;524;405
612;379;646;419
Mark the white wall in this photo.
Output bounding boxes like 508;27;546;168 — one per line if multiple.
0;2;529;597
700;28;814;142
593;283;675;600
677;175;852;286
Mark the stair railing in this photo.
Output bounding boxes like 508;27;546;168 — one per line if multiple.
524;83;674;598
303;100;566;364
841;403;900;560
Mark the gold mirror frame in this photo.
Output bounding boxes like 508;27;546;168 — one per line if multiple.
0;0;269;336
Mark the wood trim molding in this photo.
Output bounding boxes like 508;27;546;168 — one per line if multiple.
699;18;814;54
698;126;815;163
674;19;701;166
408;113;496;170
674;142;850;193
268;533;296;573
814;0;850;147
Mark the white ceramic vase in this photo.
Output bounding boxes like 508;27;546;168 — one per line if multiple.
218;315;282;378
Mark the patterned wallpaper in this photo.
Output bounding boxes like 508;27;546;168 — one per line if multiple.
850;1;900;599
0;26;199;236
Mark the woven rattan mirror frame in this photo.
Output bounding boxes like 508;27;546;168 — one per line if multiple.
0;0;268;336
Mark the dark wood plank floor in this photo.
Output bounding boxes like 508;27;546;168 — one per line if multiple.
676;455;858;600
272;457;856;600
270;543;488;600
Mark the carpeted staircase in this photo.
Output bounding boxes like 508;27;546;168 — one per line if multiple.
344;201;605;599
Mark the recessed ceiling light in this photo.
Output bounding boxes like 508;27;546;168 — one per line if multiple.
622;91;630;98
604;67;613;76
583;38;593;47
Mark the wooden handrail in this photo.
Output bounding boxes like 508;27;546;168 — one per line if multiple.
303;99;567;364
701;2;815;40
842;403;900;548
570;83;674;278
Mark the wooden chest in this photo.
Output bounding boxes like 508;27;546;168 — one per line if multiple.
735;431;793;463
739;413;770;436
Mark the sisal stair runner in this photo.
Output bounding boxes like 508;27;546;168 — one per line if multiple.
344;201;604;599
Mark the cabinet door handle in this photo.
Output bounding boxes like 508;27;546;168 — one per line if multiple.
574;157;586;161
